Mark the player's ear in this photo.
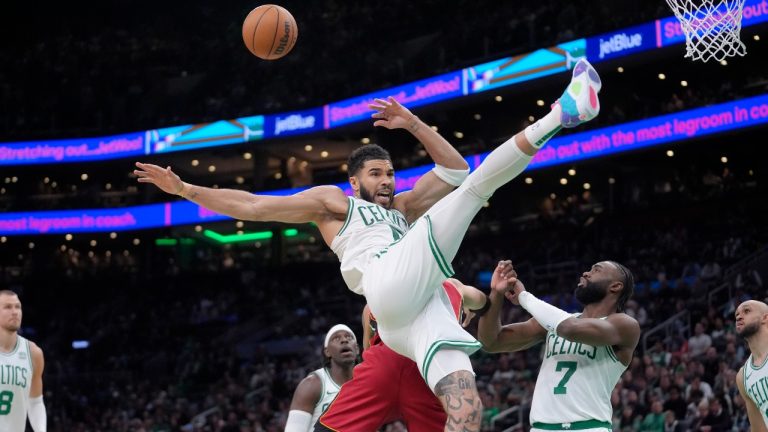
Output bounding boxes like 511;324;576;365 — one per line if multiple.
323;346;331;358
609;281;623;294
349;175;360;193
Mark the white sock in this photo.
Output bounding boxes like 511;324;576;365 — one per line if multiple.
524;105;562;149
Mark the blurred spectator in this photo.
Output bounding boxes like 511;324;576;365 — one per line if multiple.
688;323;713;358
662;410;682;432
686;376;714;402
688;398;709;431
700;396;732;431
663;386;687;421
639;400;665;431
700;260;722;283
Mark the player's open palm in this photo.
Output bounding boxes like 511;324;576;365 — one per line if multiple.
134;162;183;195
369;96;415;129
491;260;516;294
491;260;527;305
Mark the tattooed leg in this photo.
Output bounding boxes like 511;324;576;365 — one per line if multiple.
434;370;483;432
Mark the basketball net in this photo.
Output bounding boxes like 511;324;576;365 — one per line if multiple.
665;0;747;62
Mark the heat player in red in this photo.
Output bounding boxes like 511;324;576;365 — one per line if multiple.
316;278;490;432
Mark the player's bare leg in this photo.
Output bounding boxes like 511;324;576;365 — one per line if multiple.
435;370;482;432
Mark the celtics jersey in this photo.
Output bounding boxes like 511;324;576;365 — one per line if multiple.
0;335;34;432
530;317;626;427
310;367;343;427
330;196;410;295
742;354;768;426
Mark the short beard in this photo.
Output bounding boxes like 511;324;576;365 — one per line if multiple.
738;321;761;339
358;185;393;209
359;186;375;204
575;279;609;305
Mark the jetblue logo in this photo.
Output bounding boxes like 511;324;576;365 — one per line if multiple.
598;32;643;59
274;114;316;135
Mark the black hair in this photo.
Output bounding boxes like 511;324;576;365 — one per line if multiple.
347;144;392;176
609;261;635;313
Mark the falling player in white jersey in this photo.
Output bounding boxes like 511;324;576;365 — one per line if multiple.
478;261;640;432
0;290;47;432
135;59;603;430
285;324;359;432
735;300;768;431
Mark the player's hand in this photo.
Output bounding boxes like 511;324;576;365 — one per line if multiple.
369;97;416;130
461;307;475;328
505;278;527;306
491;260;517;294
134;162;183;195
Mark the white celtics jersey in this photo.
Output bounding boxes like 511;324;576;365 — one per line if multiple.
330;196;410;294
530;318;626;427
0;335;34;432
310;367;343;426
742;354;768;427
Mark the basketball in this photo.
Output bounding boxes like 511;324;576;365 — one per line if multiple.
242;4;298;60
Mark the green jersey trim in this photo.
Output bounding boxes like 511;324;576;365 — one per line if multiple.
421;339;483;382
26;339;33;375
748;353;768;371
425;215;454;278
0;337;19;356
336;197;355;236
532;420;612;430
605;346;619;363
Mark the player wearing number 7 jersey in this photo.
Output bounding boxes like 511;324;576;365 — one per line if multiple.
478;261;640;432
0;290;46;432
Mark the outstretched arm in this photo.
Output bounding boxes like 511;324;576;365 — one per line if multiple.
507;279;640;350
134;162;348;225
555;313;640;348
477;261;546;352
370;97;469;222
737;367;768;432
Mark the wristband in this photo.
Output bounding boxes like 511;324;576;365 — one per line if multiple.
471;295;492;317
432;164;470;187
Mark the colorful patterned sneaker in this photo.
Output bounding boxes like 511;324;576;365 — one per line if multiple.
555;58;602;128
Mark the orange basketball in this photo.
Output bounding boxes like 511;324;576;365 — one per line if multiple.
242;4;298;60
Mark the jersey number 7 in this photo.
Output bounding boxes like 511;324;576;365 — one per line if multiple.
554;361;577;395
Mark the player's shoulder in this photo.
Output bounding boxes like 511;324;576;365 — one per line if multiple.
26;340;44;364
29;340;43;352
290;369;324;407
608;312;641;338
296;370;323;394
608;311;640;326
736;366;748;392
